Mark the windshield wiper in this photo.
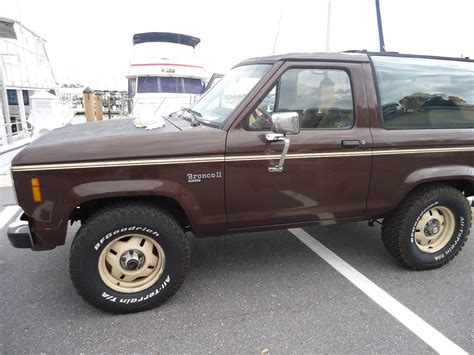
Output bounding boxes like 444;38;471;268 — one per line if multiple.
182;108;202;127
167;110;183;118
171;108;220;128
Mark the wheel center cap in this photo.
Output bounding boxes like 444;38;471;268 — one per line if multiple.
424;219;441;236
120;249;145;271
127;260;139;270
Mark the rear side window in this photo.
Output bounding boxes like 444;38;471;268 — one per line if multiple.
372;56;474;129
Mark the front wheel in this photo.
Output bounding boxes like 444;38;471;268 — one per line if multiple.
382;185;471;270
69;203;190;313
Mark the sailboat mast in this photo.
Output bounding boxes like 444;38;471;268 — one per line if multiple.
375;0;386;52
326;0;332;52
272;13;282;55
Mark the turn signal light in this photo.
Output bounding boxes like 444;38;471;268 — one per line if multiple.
31;178;43;203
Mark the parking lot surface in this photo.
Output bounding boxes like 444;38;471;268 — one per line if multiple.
0;188;472;353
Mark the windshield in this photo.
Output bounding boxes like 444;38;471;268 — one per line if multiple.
187;64;272;127
137;77;205;94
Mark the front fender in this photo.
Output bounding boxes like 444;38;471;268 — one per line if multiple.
61;178;202;231
23;174;225;246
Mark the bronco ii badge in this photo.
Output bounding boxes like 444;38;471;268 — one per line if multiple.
187;171;222;183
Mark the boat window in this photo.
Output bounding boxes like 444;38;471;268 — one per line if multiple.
6;90;29;106
182;78;205;94
7;90;18;105
137;77;205;94
22;90;29;105
138;77;159;93
160;77;178;93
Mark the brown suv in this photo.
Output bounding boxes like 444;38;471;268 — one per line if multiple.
7;52;474;313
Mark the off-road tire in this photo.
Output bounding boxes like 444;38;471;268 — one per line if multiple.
382;185;471;270
69;202;190;313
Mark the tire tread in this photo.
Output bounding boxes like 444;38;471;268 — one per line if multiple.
69;202;190;313
381;184;471;270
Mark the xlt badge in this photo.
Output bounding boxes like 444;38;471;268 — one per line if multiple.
187;171;222;183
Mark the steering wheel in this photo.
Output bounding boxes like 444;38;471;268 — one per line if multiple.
250;107;273;130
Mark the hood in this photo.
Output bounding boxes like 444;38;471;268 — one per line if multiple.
12;117;226;166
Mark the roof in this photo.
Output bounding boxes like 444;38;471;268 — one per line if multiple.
132;32;201;48
236;51;472;67
236;52;370;66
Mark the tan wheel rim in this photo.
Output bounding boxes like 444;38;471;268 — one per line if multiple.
414;206;455;253
98;234;165;293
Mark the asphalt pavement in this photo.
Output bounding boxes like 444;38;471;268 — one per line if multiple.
0;184;472;354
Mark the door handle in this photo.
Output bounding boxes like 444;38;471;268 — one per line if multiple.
341;140;361;148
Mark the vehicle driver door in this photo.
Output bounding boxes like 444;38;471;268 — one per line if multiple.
225;62;373;230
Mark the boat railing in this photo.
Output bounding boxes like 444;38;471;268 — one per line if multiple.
0;121;31;147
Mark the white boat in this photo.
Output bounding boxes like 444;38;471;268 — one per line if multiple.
0;17;65;151
126;32;209;119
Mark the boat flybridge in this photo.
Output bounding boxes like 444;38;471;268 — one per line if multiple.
126;32;209;119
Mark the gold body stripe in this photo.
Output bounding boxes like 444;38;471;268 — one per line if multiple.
12;156;225;172
372;146;474;156
11;146;474;172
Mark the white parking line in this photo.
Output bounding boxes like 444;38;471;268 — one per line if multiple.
0;205;20;230
289;227;467;355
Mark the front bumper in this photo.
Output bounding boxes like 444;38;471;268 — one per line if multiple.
7;211;55;251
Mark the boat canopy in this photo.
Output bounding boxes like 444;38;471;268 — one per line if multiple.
0;18;17;39
133;32;201;48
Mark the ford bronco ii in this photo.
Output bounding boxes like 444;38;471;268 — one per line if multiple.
7;52;474;313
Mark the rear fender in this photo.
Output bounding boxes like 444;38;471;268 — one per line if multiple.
404;165;473;187
397;165;474;209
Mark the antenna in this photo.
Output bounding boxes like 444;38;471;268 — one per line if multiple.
375;0;385;52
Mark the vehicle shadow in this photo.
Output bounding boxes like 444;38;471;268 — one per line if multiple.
187;221;394;276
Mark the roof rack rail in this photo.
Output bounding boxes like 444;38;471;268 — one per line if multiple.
343;49;400;54
343;49;368;53
343;50;473;62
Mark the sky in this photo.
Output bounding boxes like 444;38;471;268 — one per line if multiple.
1;0;473;90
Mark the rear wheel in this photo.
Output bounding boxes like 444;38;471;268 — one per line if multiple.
382;185;471;270
69;203;190;313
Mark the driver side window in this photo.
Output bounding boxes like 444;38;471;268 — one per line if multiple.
245;68;354;131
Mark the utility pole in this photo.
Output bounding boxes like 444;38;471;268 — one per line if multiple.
375;0;386;52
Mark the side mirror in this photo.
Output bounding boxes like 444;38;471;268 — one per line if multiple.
271;112;300;135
